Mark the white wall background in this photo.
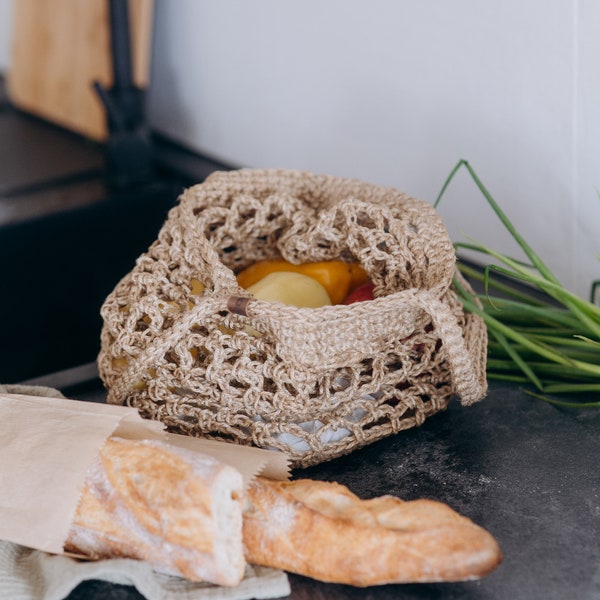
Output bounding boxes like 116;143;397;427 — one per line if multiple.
0;0;12;71
1;0;599;298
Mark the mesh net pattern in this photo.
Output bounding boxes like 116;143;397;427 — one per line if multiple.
98;169;487;468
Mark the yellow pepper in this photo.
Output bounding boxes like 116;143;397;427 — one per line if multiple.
237;259;367;305
190;278;205;296
348;262;371;291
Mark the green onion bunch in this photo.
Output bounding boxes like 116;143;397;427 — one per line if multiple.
436;160;600;408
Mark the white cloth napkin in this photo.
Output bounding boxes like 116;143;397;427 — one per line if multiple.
0;540;291;600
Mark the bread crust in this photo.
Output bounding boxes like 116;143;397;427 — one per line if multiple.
243;477;502;586
65;437;245;586
64;441;501;587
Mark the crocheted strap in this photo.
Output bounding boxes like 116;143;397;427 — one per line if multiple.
411;293;487;406
227;288;487;406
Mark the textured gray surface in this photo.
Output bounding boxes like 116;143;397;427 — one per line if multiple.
59;378;600;600
297;381;600;599
0;110;103;197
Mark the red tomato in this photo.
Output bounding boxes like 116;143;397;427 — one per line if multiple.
343;281;375;304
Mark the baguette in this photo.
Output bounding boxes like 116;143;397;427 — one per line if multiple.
65;437;245;587
243;477;502;586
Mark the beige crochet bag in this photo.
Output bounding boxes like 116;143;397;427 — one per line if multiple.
98;169;488;468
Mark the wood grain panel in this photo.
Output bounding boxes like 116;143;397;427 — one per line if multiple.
7;0;153;141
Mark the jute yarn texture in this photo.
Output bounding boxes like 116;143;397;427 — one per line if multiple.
98;168;488;468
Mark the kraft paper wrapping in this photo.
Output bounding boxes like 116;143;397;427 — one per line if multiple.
0;393;290;556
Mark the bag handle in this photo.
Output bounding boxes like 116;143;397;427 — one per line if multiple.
228;288;487;406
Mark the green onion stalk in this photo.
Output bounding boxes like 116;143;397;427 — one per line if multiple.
435;159;600;408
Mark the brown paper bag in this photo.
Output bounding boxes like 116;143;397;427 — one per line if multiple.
0;393;289;556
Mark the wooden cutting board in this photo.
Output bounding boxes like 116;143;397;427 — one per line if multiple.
7;0;153;141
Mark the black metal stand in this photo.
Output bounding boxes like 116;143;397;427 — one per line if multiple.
94;0;154;189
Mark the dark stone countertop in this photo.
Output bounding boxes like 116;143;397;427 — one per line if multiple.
49;372;599;600
0;80;233;384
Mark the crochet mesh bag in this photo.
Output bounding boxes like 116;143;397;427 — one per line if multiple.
98;169;488;468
